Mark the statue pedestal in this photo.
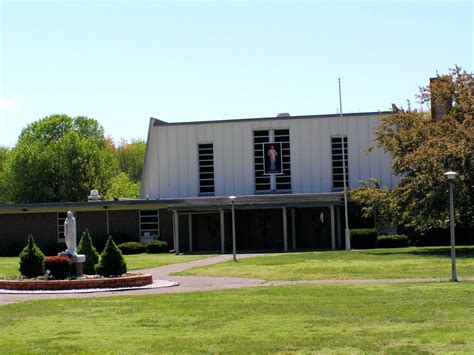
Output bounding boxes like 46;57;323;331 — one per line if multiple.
70;254;86;277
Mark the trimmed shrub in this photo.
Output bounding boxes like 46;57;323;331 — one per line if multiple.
96;236;127;277
19;235;45;278
96;233;136;252
350;229;378;249
118;242;146;255
44;256;71;280
377;234;409;248
146;240;168;254
77;228;100;274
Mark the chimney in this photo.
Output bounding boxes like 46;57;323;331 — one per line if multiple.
277;113;290;118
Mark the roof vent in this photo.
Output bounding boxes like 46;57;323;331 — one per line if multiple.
88;189;101;201
277;112;290;118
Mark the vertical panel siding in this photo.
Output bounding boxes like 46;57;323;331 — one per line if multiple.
145;114;398;198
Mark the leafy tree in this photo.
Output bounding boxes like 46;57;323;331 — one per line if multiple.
96;236;127;277
0;146;10;203
77;228;100;274
19;235;45;278
349;178;395;231
0;146;9;171
2;114;118;203
372;66;473;231
104;172;140;200
115;139;146;182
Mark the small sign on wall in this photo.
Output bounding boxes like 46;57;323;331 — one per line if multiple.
263;142;283;175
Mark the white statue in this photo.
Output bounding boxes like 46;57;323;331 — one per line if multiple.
64;211;77;256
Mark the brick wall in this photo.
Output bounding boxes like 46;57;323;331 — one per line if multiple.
109;210;140;241
0;213;57;255
159;209;173;246
0;209;142;255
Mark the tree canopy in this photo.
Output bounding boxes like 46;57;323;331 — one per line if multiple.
2;114;118;203
365;66;473;231
114;138;146;183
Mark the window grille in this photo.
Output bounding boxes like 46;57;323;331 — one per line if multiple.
140;210;159;242
254;129;291;192
254;130;271;192
198;143;215;195
57;212;67;242
331;136;349;190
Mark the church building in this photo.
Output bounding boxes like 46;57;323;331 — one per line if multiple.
140;111;398;253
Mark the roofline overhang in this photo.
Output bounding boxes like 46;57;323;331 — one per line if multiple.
0;193;344;214
0;199;169;214
151;111;390;127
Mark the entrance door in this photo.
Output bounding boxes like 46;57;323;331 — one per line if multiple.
193;213;221;251
295;208;331;249
236;210;283;251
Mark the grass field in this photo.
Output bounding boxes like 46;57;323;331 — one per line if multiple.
177;246;474;280
0;283;473;353
0;254;212;278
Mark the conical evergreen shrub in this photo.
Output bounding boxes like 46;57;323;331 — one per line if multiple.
19;235;45;278
77;228;99;274
95;236;127;277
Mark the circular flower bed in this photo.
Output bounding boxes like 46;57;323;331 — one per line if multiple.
0;273;153;291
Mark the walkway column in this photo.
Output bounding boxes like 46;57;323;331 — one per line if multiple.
336;207;341;249
188;214;193;252
219;209;225;254
173;211;180;254
282;207;288;252
330;205;336;251
291;208;296;249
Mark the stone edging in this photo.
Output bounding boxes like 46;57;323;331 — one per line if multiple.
0;273;153;291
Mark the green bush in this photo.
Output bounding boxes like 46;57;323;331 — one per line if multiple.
96;233;136;252
377;234;409;248
19;235;45;278
350;229;378;249
96;236;127;277
77;228;100;274
146;240;168;254
44;256;71;280
118;242;146;255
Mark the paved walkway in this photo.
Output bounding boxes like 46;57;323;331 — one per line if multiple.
1;254;473;306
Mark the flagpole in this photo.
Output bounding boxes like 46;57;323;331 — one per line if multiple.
338;78;351;250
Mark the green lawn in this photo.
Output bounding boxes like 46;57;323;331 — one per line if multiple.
1;283;473;353
0;254;212;278
177;246;474;280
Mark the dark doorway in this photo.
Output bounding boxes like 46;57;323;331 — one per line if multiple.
192;213;221;251
236;209;283;250
295;207;331;249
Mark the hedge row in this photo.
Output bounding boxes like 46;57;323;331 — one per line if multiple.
117;241;169;255
350;229;408;249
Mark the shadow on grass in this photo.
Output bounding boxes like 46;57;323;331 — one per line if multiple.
368;247;474;259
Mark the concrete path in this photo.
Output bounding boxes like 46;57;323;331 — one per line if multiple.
0;254;265;306
1;254;473;306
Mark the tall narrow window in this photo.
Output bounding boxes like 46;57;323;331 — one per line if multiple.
331;136;349;191
254;130;271;192
57;212;67;242
140;210;159;242
254;129;291;192
274;129;292;191
198;143;215;195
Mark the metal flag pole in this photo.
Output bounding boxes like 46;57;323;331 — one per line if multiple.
338;78;351;250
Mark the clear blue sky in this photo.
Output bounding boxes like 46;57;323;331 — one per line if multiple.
0;1;472;147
